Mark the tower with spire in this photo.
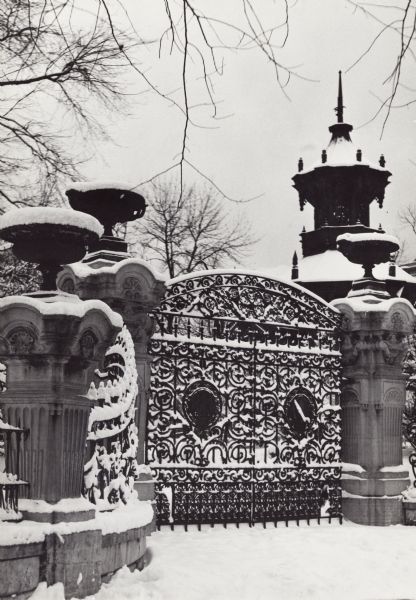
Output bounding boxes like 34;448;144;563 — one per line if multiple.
289;72;416;301
293;71;390;260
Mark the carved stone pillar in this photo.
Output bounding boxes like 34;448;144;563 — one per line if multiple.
57;259;166;480
0;296;121;518
333;295;415;525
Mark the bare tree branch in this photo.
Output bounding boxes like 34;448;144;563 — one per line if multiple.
0;1;298;208
346;0;416;133
0;0;133;209
128;178;256;278
399;203;416;236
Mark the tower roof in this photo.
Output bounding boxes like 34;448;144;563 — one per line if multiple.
292;72;391;259
297;72;387;170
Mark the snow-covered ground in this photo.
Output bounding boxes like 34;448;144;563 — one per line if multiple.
31;520;416;600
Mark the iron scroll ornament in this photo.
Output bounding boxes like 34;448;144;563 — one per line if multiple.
182;380;222;437
284;387;317;438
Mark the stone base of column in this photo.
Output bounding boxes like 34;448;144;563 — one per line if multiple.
19;498;95;524
0;502;152;599
134;476;156;533
134;474;155;502
45;530;102;598
342;494;403;525
403;499;416;525
342;468;409;525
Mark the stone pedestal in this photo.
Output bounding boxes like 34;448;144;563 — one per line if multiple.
0;510;152;599
57;258;166;466
0;295;122;511
333;294;415;525
134;472;155;502
45;529;102;598
403;498;416;525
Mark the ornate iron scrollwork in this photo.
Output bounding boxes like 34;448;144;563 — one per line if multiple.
147;271;342;526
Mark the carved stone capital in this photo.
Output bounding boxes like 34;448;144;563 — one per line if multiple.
0;296;122;387
340;330;408;371
333;296;415;376
57;258;166;316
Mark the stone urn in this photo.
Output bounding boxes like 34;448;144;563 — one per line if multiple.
0;207;103;291
337;232;399;298
66;182;146;256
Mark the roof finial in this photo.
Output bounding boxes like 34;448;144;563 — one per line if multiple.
291;251;299;280
335;70;344;123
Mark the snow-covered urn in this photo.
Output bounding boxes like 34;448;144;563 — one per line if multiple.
0;206;103;290
66;181;146;255
337;232;400;299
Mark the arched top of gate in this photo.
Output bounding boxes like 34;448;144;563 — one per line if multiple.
161;270;340;329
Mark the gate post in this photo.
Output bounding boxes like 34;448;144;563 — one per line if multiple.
57;260;166;501
58;183;166;504
333;294;415;525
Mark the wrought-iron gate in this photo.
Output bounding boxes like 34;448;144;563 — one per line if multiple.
146;272;342;526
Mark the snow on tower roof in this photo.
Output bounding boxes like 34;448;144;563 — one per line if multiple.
296;72;390;174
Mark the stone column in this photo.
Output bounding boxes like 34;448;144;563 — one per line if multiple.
0;296;121;519
333;294;415;525
57;259;166;499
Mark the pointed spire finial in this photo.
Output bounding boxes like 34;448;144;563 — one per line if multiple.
335;70;344;123
291;251;299;280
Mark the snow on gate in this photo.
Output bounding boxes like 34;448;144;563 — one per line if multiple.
146;271;342;526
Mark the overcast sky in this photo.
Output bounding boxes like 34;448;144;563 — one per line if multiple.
81;0;416;271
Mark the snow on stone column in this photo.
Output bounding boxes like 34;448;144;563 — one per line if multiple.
0;297;122;514
58;258;166;500
332;230;416;525
332;295;415;525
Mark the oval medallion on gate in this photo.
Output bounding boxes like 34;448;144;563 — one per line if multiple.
285;387;316;437
182;381;222;435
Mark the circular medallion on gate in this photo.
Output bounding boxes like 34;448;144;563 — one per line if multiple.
285;387;316;438
182;381;222;435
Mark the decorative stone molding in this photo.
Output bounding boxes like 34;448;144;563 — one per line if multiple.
340;389;359;405
7;326;36;354
79;329;98;360
123;276;143;300
57;258;166;314
59;277;75;294
384;387;403;405
391;311;405;332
